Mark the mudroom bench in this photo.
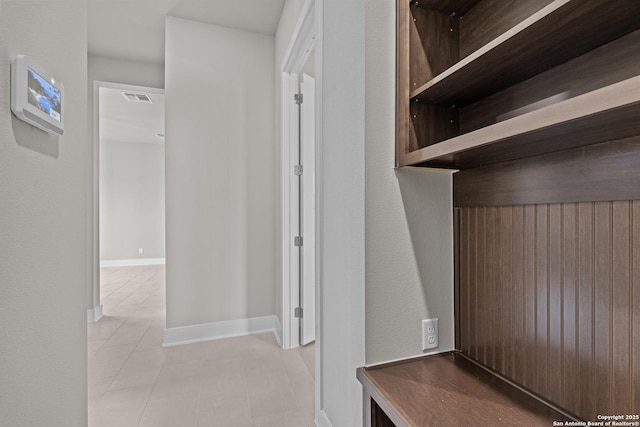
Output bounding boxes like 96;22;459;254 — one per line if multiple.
357;352;577;426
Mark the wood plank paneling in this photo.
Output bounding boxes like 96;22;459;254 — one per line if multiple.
562;204;578;414
486;206;498;370
523;205;537;391
457;208;467;354
633;201;640;414
457;200;640;421
577;203;594;417
548;204;562;404
612;201;631;414
535;205;548;396
593;203;611;417
512;206;525;385
477;207;487;362
499;206;512;377
469;207;478;360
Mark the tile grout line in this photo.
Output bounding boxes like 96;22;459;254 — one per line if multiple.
91;265;315;427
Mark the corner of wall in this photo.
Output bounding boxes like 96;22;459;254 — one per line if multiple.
364;0;455;365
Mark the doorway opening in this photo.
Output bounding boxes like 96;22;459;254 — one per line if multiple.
94;81;166;315
280;2;317;351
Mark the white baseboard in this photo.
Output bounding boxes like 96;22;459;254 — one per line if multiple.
316;410;332;427
87;305;103;323
274;316;283;347
100;258;165;267
163;315;279;347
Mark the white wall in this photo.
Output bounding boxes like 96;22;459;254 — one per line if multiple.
165;16;277;328
87;55;164;313
0;1;89;425
99;140;165;261
313;1;454;425
276;0;306;67
364;1;454;364
88;55;165;89
316;0;366;425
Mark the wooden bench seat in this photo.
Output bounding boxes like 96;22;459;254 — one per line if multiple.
357;352;577;426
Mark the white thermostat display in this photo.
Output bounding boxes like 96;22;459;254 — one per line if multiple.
11;55;64;135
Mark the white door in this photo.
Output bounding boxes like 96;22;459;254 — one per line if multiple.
300;73;315;345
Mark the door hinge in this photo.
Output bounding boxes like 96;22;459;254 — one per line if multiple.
294;93;303;104
294;307;303;318
294;236;303;247
294;164;303;176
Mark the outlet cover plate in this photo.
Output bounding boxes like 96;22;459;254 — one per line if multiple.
422;318;439;350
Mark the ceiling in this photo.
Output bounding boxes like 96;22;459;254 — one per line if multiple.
88;0;286;64
92;0;285;145
99;87;165;144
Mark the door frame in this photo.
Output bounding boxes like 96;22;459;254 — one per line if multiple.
91;80;165;322
280;0;316;350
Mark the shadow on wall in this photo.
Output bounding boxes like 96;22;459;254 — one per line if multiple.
12;117;59;158
396;167;454;325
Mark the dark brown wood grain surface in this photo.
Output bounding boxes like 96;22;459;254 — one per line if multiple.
453;137;640;207
456;201;640;420
358;352;574;427
412;0;640;105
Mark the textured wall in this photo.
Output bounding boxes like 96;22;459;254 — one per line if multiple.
99;140;165;261
365;0;454;365
0;0;89;425
317;0;366;425
165;17;276;327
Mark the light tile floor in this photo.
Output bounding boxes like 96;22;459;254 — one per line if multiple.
88;265;315;427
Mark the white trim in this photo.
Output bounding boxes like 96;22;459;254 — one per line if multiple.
162;315;279;347
280;71;291;349
87;304;103;323
280;72;300;350
314;0;324;419
281;0;316;73
274;316;283;347
280;0;316;351
316;410;332;427
100;258;165;267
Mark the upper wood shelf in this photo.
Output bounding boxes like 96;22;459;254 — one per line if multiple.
411;0;640;106
404;76;640;169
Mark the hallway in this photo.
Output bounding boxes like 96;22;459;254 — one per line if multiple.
88;265;315;427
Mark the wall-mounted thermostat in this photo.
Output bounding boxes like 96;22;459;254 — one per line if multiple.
11;55;64;135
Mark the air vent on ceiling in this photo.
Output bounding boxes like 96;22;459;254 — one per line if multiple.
122;92;153;103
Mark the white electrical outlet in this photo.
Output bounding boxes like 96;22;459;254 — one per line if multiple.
422;318;439;350
138;247;144;255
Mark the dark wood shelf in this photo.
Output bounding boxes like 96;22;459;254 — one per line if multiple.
403;76;640;169
411;0;480;16
358;352;575;427
410;0;640;107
